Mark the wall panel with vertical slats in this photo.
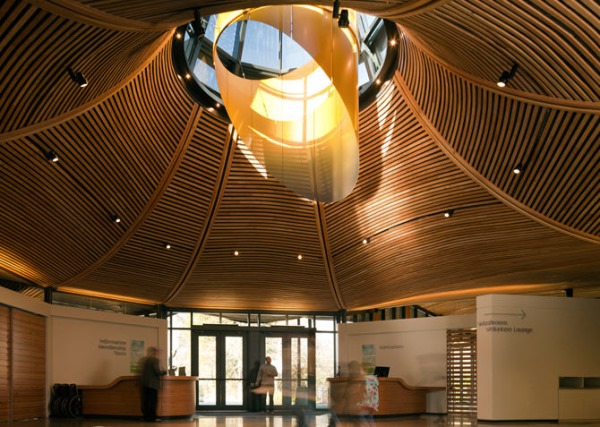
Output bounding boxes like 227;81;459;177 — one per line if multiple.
0;306;9;421
10;309;46;420
447;328;477;414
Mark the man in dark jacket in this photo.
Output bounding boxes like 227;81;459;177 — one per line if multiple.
139;347;166;421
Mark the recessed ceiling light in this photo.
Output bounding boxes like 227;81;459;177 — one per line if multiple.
444;210;454;218
165;243;172;249
297;254;303;260
234;250;240;256
513;163;523;175
111;215;121;223
45;150;59;162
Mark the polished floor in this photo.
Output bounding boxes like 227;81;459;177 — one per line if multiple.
2;413;600;427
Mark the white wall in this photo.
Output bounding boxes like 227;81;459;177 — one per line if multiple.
338;314;475;413
477;294;600;421
0;287;167;390
0;286;50;316
48;305;167;385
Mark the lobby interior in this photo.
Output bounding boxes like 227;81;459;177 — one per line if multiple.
1;0;599;425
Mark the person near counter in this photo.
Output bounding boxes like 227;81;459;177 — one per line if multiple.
138;346;166;421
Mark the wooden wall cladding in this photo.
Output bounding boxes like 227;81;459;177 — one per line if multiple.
0;306;9;421
9;309;46;421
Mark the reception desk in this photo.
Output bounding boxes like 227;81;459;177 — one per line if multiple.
78;376;197;417
328;377;443;416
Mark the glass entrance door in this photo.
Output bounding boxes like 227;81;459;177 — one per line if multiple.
192;330;245;409
265;332;315;409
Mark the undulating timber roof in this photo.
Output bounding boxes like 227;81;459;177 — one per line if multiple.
1;0;599;315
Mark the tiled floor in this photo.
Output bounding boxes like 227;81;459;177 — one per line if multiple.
2;413;600;427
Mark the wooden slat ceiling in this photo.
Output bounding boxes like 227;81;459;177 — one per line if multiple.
1;0;598;315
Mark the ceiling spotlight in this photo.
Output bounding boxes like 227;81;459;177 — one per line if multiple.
362;238;370;245
67;67;88;87
164;243;172;249
111;214;121;223
45;150;59;162
444;209;454;218
338;9;350;28
175;32;183;40
297;254;303;260
332;0;340;18
513;163;523;175
233;250;240;256
191;9;205;38
497;63;518;88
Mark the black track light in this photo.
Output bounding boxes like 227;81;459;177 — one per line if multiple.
332;0;340;19
497;63;519;88
191;9;205;38
67;67;88;87
338;9;350;28
45;150;59;163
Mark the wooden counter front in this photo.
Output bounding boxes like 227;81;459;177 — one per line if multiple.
79;376;197;417
328;377;443;416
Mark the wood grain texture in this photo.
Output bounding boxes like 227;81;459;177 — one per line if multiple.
79;376;196;417
10;309;46;420
0;306;9;421
328;377;440;416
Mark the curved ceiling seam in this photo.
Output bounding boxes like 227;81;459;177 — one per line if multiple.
365;0;451;20
398;26;600;114
350;282;567;313
0;31;173;143
27;0;175;31
57;105;204;289
163;125;238;304
392;71;600;244
57;287;160;306
313;202;345;310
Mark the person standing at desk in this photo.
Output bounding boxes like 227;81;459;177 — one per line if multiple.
138;347;166;421
253;356;278;412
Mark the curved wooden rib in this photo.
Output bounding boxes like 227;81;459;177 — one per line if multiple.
1;33;172;141
315;202;345;310
29;0;175;31
395;35;599;242
163;125;237;304
59;105;203;289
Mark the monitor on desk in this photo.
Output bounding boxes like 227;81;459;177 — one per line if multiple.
374;366;390;377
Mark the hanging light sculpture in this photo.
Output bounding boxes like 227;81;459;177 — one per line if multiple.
213;5;359;203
